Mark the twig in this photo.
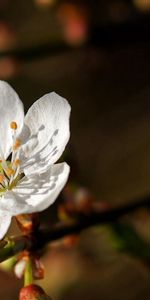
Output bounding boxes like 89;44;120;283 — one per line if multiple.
0;194;150;262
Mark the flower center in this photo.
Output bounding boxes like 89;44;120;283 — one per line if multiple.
0;121;23;195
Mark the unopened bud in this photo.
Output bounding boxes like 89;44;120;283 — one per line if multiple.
19;284;52;300
32;256;45;280
16;213;40;234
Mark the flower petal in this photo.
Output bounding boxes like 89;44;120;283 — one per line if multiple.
19;92;70;175
14;259;27;279
0;81;24;158
0;210;11;239
0;192;29;215
2;163;70;215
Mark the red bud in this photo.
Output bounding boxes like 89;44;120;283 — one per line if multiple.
16;213;40;234
19;284;52;300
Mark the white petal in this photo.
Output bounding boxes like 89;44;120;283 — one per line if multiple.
2;162;70;215
19;92;70;175
0;192;29;215
0;81;24;158
0;210;11;239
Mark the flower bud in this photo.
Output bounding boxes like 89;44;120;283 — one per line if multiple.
32;256;45;280
16;213;40;234
19;284;52;300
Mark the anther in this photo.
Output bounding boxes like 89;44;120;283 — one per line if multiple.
0;174;4;184
13;139;21;151
10;122;18;130
13;159;21;166
6;168;15;177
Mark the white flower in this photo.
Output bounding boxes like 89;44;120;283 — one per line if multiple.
0;81;71;239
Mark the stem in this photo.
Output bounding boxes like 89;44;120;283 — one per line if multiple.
24;258;33;286
0;236;31;262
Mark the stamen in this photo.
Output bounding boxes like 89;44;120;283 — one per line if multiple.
13;159;21;166
9;159;21;185
13;139;21;151
10;121;17;130
0;174;4;184
11;164;20;184
6;168;15;177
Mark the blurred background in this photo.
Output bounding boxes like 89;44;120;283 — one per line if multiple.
1;0;150;299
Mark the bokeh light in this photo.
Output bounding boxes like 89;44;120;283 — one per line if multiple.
0;22;16;51
57;3;89;46
133;0;150;11
0;58;19;79
34;0;56;8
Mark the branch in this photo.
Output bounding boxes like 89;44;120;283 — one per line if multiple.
0;194;150;262
0;42;71;61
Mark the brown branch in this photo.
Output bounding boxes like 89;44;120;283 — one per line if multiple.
0;195;150;262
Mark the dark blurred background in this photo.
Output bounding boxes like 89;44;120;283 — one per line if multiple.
1;0;150;299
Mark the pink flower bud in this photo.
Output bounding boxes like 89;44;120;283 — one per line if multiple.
19;284;52;300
